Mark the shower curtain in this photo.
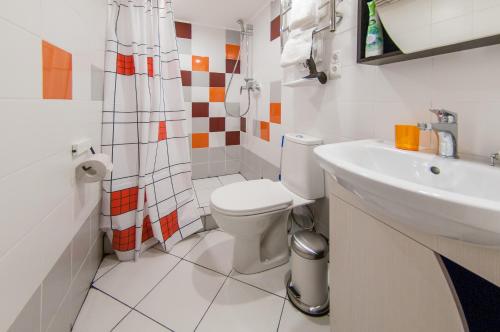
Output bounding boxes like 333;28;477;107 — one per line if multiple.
100;0;202;261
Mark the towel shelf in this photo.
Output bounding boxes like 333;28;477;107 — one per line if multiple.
280;0;342;51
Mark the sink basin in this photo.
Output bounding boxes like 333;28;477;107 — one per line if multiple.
314;139;500;246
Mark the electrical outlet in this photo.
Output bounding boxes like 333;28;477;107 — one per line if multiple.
331;50;341;64
330;63;342;79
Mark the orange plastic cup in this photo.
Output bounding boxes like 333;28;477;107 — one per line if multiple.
395;125;420;151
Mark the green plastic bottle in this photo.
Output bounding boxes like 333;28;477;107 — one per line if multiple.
365;0;384;57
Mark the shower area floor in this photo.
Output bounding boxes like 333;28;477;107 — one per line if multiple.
192;173;247;230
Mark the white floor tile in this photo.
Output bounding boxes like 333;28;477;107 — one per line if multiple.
93;250;180;306
197;278;284;332
278;300;330;332
230;263;289;298
195;187;217;207
193;177;221;191
184;231;234;275
93;254;120;281
155;232;207;258
136;260;226;332
113;311;170;332
218;173;246;185
72;289;130;332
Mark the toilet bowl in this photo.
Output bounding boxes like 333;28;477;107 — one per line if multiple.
211;179;313;274
210;133;325;275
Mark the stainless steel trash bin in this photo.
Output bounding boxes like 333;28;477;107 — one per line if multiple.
286;230;329;316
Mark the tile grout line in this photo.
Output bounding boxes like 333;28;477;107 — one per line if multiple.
132;257;184;309
92;259;122;284
193;274;231;331
109;308;134;332
227;274;288;300
276;298;287;332
92;286;174;332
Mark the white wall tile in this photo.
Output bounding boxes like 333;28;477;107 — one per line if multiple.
0;19;42;99
1;0;106;329
0;0;42;35
191;25;226;73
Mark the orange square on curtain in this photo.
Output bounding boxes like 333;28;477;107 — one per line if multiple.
192;133;209;148
260;121;270;141
158;121;167;141
225;44;240;60
192;55;209;72
209;87;225;102
42;41;72;100
270;103;281;124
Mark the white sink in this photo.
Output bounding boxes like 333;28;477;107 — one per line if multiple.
314;139;500;246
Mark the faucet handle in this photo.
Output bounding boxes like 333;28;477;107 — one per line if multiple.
490;152;500;166
429;109;457;123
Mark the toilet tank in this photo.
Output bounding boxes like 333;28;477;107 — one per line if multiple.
281;133;324;200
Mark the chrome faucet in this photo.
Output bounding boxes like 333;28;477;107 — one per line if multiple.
418;109;459;159
490;153;499;166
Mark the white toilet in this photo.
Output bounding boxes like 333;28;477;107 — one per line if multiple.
210;133;325;274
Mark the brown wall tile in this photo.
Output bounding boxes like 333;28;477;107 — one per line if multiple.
209;117;226;132
226;59;241;74
192;102;209;117
226;131;241;145
270;16;280;41
181;70;191;86
209;72;225;87
240;117;246;133
175;21;192;39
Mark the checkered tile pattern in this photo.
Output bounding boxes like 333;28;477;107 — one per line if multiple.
101;0;202;262
251;80;281;142
176;21;242;152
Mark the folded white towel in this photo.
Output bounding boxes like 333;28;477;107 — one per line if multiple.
280;28;315;68
289;0;319;30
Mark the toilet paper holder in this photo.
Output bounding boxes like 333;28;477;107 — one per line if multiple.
71;139;94;158
80;147;96;173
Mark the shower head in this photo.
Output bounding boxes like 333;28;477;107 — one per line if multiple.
236;19;246;33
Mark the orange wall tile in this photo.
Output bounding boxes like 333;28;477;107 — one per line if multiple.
270;103;281;124
192;55;209;72
42;41;72;100
226;44;240;61
192;133;209;148
209;87;225;102
260;121;270;141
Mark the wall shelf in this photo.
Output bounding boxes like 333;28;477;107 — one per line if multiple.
357;0;500;66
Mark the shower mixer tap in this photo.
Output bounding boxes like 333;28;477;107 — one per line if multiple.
240;78;261;94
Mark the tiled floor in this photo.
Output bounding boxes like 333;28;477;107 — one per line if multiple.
73;230;330;332
193;173;247;217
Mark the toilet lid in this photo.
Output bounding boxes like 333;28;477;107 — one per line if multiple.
210;179;293;216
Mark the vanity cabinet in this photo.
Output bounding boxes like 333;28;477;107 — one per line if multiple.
327;175;500;331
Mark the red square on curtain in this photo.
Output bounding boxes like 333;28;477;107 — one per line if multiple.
112;226;136;251
142;216;154;242
110;186;139;216
158;121;167;141
147;57;154;77
159;210;179;241
117;53;135;75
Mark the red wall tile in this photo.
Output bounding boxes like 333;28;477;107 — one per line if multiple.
270;16;280;41
209;72;225;87
192;102;209;117
226;131;240;145
209;117;225;132
175;21;192;39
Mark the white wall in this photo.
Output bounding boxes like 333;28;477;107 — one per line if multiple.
244;0;500;235
0;0;106;330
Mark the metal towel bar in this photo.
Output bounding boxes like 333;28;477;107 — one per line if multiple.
280;0;342;51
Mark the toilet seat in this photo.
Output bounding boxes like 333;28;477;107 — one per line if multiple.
211;179;293;216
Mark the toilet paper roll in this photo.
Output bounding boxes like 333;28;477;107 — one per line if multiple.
76;153;113;183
